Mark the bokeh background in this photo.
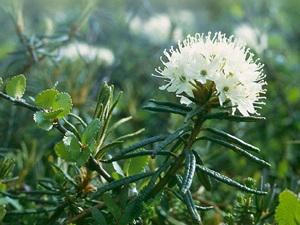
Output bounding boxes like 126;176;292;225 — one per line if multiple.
0;0;299;224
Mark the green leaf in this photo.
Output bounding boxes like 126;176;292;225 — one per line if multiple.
192;150;212;191
149;99;192;111
275;190;300;225
54;141;76;162
91;208;107;225
184;107;204;123
181;150;196;195
34;89;58;108
43;109;64;119
127;154;149;176
0;77;3;87
195;165;267;195
0;205;6;222
152;126;192;158
52;92;72;118
33;111;53;131
119;200;143;225
54;132;90;166
112;161;124;177
143;106;187;116
5;74;26;99
201;136;271;167
102;193;122;220
205;128;260;152
82;119;100;146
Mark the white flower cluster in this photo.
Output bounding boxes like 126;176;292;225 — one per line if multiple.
234;24;268;54
129;14;172;45
155;32;267;116
61;42;115;66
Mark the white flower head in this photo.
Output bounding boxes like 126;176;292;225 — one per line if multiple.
154;32;267;116
233;24;268;54
61;42;115;66
129;14;172;45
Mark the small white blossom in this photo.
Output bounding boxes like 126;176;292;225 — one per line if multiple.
154;32;267;116
234;24;268;54
61;42;115;66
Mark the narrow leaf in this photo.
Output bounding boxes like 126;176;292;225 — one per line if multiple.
143;106;187;116
176;175;201;223
82;119;100;146
102;150;174;163
224;115;266;122
203;111;230;120
92;171;154;198
195;165;267;195
102;193;122;220
149;99;193;111
192;150;212;191
205;128;260;152
113;135;169;158
181;150;196;195
5;74;26;99
0;77;3;87
201;136;271;167
91;208;108;225
50;163;77;186
106;116;132;136
152;126;192;158
184;107;204;123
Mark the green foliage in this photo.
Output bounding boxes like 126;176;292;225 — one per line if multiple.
127;154;149;176
5;74;26;99
91;207;108;225
54;131;91;166
0;157;15;180
275;190;300;225
0;0;299;224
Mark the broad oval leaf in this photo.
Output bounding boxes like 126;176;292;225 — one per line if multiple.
43;109;64;119
54;141;76;162
275;190;300;225
52;92;72;118
56;131;90;166
34;89;58;108
5;74;26;99
33;111;53;131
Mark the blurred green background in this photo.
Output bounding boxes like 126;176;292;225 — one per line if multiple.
0;0;299;224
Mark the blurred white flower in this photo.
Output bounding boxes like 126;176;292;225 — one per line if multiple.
61;42;115;66
129;14;172;45
155;32;266;116
234;24;268;54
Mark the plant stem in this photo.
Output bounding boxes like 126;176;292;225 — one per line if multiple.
149;115;206;197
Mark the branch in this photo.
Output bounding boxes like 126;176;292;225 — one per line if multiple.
0;91;41;112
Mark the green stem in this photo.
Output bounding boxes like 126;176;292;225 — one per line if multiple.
149;115;206;197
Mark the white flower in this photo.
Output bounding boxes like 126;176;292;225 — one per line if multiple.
233;24;268;54
129;14;172;45
61;42;115;66
154;32;266;116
